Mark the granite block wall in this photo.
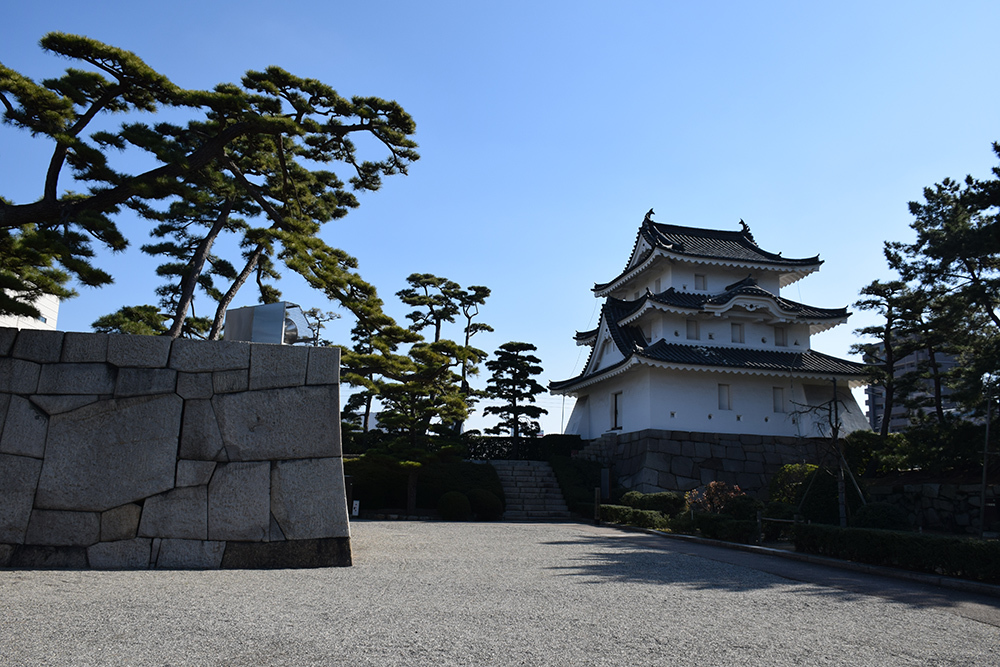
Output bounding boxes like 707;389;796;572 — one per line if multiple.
0;327;350;569
867;482;1000;535
578;429;823;497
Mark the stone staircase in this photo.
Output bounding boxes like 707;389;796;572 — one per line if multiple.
490;460;571;520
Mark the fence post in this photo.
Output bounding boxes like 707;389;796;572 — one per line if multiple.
594;487;601;525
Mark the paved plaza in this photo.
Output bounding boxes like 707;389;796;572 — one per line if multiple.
2;520;999;665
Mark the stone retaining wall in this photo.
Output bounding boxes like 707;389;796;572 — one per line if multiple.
0;327;350;569
579;429;823;496
867;481;1000;535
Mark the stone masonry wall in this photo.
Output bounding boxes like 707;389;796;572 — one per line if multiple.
868;481;1000;535
0;327;350;569
578;429;824;497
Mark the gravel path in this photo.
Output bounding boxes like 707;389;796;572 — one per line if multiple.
2;521;998;666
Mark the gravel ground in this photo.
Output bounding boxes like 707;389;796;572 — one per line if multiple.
2;520;999;666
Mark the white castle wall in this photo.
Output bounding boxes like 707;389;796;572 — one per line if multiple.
0;327;350;569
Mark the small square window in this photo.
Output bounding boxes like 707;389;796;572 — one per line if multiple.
774;326;787;347
694;274;707;291
731;323;744;344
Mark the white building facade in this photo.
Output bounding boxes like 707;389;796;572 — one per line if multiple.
551;213;869;441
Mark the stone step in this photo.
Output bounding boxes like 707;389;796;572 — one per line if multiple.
490;460;571;520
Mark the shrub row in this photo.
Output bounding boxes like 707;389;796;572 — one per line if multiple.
620;490;685;516
599;505;667;530
794;524;1000;584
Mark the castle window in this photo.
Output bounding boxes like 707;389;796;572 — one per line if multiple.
774;326;787;347
718;384;731;410
612;391;623;430
731;323;744;344
773;387;785;412
694;274;707;291
686;319;699;340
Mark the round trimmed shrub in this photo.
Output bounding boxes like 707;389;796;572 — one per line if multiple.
468;488;504;521
437;491;473;521
723;494;764;521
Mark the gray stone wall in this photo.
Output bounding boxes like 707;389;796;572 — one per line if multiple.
868;482;1000;535
0;327;350;569
579;429;823;497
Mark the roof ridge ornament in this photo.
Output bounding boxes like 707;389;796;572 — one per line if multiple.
644;208;655;223
739;218;757;246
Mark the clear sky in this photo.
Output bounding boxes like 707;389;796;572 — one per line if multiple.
3;2;1000;434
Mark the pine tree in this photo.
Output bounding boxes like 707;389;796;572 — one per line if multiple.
484;342;548;441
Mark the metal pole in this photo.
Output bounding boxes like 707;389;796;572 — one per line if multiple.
981;392;991;537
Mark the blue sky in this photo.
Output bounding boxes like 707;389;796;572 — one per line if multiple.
3;2;1000;434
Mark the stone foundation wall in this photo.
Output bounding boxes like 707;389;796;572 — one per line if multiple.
578;429;823;497
0;327;350;569
867;482;1000;535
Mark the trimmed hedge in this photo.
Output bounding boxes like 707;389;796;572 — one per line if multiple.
620;491;685;516
695;514;760;544
599;505;666;529
794;523;1000;584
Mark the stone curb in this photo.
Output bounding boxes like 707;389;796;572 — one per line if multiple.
604;523;1000;599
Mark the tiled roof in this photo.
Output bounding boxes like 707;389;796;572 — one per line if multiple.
639;341;868;375
640;277;848;320
643;220;820;267
594;218;821;293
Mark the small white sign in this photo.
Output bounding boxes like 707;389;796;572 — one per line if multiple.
352;500;360;517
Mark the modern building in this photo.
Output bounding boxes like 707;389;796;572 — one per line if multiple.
0;293;59;331
550;212;869;441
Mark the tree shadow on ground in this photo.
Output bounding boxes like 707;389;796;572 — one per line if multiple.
541;528;1000;624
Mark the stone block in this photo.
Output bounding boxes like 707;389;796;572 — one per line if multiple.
208;461;270;541
249;344;309;390
11;329;64;363
213;385;340;461
179;399;226;461
722;458;743;473
306;346;340;385
107;334;172;368
29;394;99;416
0;454;43;542
693;441;711;459
737;473;764;491
115;368;177;397
221;536;351;569
25;509;100;546
0;326;16;355
176;460;216;487
155;539;226;569
745;460;765;474
101;503;142;542
37;363;115;395
9;545;88;568
170;338;250;372
88;538;152;569
746;452;765;462
675;476;700;491
0;543;12;566
922;484;941;498
176;372;214;399
700;468;716;485
36;394;182;511
271;458;349;540
270;513;286;541
61;332;108;363
139;486;208;540
680;442;697;458
670;456;694;478
213;369;249;394
0;395;47;458
656;471;678;490
710;443;727;459
0;358;41;394
0;393;7;433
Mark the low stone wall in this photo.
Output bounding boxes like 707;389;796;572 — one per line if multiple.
868;481;1000;535
0;327;350;569
578;429;823;496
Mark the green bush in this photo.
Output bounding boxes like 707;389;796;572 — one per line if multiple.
851;502;911;531
620;490;685;516
794;524;1000;584
438;491;473;521
696;513;760;544
467;488;504;521
796;468;865;525
722;494;764;521
768;463;817;504
598;505;666;529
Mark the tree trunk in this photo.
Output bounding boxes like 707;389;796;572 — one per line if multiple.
208;243;265;340
167;201;232;338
